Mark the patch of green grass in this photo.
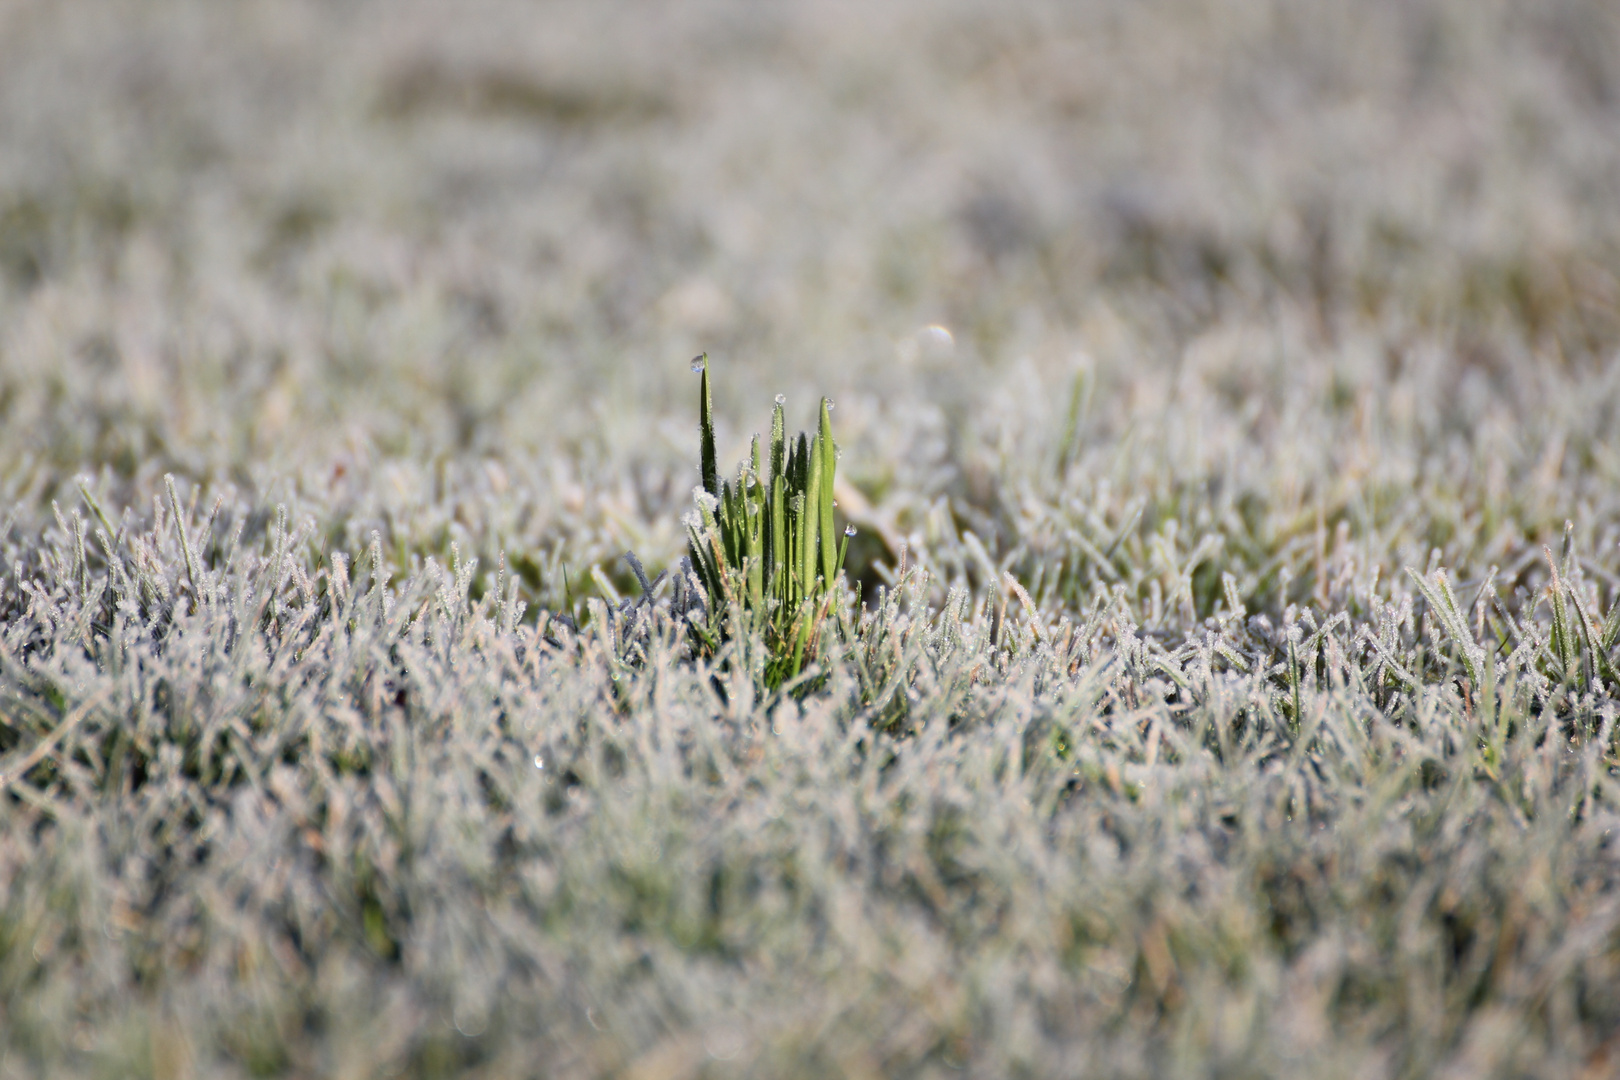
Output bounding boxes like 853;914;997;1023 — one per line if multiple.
682;354;851;689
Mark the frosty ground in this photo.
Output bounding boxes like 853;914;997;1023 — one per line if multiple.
1;1;1619;1077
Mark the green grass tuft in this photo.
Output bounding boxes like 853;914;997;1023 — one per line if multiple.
684;354;850;689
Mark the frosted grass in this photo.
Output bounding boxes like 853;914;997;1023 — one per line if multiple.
1;0;1619;1076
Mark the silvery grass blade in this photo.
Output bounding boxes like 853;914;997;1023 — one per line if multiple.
1602;590;1620;654
1563;583;1618;692
1544;547;1581;685
1407;567;1484;686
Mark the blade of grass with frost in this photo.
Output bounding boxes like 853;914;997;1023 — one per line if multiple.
1601;591;1620;655
77;481;121;554
1407;567;1483;686
1563;582;1618;692
1544;547;1580;684
166;474;201;609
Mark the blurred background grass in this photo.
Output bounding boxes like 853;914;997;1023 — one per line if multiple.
2;0;1617;614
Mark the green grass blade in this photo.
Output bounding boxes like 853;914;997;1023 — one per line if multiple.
789;610;813;681
804;443;822;596
770;398;786;486
745;475;763;614
790;492;806;607
819;398;836;589
720;478;736;562
771;475;786;605
698;354;718;500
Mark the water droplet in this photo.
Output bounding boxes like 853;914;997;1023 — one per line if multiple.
534;755;545;770
774;394;786;405
845;525;857;537
825;400;835;411
690;356;705;373
453;1004;489;1038
705;1025;747;1061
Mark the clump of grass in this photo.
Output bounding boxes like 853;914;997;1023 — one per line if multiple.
683;354;851;688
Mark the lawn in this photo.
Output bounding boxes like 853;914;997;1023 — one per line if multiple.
2;1;1619;1076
